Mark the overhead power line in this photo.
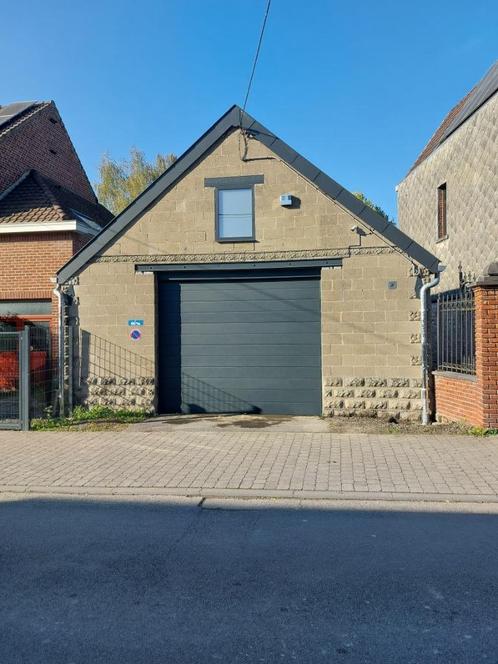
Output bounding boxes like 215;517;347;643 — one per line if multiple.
241;0;272;117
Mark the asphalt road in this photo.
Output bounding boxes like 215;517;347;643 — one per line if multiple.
1;496;498;663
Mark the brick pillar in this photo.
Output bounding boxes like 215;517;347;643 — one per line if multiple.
474;279;498;428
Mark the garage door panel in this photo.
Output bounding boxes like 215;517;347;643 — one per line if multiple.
170;365;320;380
177;309;320;324
172;299;321;315
161;344;320;359
158;273;322;415
175;283;318;302
162;355;321;368
162;321;321;335
162;332;321;344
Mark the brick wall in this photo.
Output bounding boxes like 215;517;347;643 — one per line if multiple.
434;373;481;425
0;232;89;372
434;280;498;428
475;286;498;427
0;102;96;202
0;232;76;298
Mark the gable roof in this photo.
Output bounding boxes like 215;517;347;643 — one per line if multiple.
0;170;113;226
408;61;498;174
57;105;440;283
0;101;50;138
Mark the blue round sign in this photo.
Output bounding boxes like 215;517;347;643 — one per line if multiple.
130;328;142;341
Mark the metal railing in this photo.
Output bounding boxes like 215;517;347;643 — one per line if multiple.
432;287;476;375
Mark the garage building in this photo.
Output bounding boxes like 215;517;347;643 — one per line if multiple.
57;106;440;419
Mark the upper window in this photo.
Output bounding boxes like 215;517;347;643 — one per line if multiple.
205;175;263;242
437;183;447;240
217;188;254;241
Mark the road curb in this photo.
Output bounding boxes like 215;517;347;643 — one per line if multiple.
0;484;497;504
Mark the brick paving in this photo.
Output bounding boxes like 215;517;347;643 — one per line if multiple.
1;429;498;501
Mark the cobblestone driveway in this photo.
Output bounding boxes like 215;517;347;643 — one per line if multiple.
1;427;498;501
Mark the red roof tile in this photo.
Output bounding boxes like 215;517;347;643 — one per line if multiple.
0;170;113;226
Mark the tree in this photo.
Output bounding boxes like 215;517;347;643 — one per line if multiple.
96;148;176;215
353;192;391;222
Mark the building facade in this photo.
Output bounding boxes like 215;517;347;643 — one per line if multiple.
0;101;111;410
397;62;498;290
58;106;440;420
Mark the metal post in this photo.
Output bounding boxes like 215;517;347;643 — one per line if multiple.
20;326;30;430
67;324;73;415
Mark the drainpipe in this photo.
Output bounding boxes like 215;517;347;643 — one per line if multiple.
420;266;445;425
53;284;65;417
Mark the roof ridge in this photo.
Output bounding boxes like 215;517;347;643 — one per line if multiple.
0;101;51;139
406;60;498;176
0;170;33;202
34;171;112;221
32;171;67;221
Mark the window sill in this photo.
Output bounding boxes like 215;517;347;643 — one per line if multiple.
216;238;256;243
436;235;449;243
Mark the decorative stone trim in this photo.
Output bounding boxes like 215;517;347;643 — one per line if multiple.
324;376;422;421
94;245;399;265
78;376;155;410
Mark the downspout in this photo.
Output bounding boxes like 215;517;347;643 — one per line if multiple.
420;267;444;425
53;283;65;417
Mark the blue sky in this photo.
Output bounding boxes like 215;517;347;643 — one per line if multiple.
1;0;496;219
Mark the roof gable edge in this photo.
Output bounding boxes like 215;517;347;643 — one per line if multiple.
57;104;439;282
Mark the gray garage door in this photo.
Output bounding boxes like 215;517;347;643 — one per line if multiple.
158;270;322;415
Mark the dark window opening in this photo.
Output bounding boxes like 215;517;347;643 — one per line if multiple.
49;117;58;124
437;183;447;240
49;148;57;155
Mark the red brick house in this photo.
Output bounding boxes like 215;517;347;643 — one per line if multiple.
0;101;112;403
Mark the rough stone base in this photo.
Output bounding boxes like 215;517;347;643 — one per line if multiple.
76;376;155;411
323;376;423;421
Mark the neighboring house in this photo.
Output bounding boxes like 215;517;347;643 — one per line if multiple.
57;105;440;419
397;62;498;290
0;101;112;363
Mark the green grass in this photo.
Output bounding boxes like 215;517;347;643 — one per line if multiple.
31;405;151;431
468;426;498;437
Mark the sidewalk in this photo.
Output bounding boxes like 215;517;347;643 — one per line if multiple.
1;427;498;502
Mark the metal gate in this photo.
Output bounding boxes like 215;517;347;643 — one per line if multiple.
29;325;54;419
0;326;54;430
0;329;29;430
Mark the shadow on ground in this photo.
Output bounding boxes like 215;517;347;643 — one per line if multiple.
1;495;497;663
132;413;470;434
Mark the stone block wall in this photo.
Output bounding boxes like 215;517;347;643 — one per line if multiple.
69;261;156;411
324;376;422;420
397;93;497;290
83;377;155;411
321;253;424;419
68;125;427;418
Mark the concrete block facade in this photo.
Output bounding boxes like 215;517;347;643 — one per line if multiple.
397;93;497;290
68;125;428;418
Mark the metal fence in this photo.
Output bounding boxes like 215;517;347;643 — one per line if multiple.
0;329;29;429
29;325;56;419
0;326;55;430
432;286;476;375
